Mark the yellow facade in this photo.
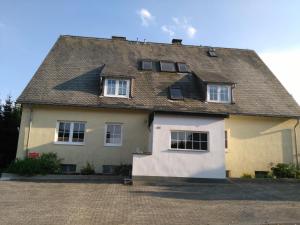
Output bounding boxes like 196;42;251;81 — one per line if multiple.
17;105;300;176
17;105;149;172
225;115;300;177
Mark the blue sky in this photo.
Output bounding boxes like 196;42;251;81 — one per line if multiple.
1;0;300;103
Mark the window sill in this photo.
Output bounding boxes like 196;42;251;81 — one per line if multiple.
103;95;129;99
104;143;122;147
168;149;208;152
207;100;231;104
54;142;85;146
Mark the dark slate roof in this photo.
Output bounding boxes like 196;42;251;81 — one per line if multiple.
17;35;300;118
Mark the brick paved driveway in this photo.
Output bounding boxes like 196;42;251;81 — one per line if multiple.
0;180;300;225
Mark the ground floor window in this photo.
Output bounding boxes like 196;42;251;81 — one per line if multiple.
56;121;86;144
105;123;122;146
170;131;208;151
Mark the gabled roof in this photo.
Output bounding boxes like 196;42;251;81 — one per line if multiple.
17;35;300;118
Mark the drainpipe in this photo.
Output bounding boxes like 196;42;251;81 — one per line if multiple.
25;105;33;158
294;118;299;169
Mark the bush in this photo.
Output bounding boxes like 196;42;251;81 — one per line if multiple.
271;163;299;178
80;162;95;175
114;164;132;176
6;152;62;176
241;173;252;179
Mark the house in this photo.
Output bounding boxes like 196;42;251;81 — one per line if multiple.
16;35;300;179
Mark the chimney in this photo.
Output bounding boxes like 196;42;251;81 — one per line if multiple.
111;36;126;41
172;39;182;45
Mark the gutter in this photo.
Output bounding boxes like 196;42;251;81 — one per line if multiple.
25;105;33;158
294;118;299;169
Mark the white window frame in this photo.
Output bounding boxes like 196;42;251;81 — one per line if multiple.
54;121;86;145
104;79;130;98
104;123;123;147
207;84;231;103
169;130;209;152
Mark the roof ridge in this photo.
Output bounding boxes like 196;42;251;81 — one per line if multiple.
60;34;254;52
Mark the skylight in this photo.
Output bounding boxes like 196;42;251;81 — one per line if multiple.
169;86;183;100
207;48;217;57
141;60;153;71
177;63;189;73
160;61;176;72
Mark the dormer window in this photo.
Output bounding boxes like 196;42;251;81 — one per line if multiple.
177;63;189;73
141;60;153;71
207;84;231;103
104;79;130;98
160;61;176;72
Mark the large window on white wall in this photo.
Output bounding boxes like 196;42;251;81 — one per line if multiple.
104;79;130;98
105;123;122;146
55;121;86;145
170;131;208;151
207;84;231;103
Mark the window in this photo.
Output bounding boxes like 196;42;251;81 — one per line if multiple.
105;123;122;146
104;79;130;98
177;63;189;73
56;121;86;144
170;131;208;151
169;86;183;100
141;60;153;70
207;84;231;103
160;61;176;72
61;164;77;173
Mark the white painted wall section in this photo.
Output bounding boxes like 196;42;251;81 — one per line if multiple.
132;115;226;179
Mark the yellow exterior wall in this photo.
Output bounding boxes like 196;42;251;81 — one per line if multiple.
225;115;300;178
16;105;149;172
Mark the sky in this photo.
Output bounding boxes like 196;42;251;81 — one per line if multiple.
0;0;300;104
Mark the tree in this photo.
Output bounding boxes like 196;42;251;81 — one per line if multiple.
0;96;21;169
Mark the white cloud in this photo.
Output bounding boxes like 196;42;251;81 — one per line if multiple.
259;48;300;104
161;25;175;37
137;8;154;27
162;17;197;39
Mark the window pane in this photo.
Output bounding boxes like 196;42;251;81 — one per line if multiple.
186;132;193;141
193;141;200;150
178;140;185;149
186;141;192;149
118;80;127;96
209;86;218;101
178;132;185;141
107;80;116;95
220;86;229;102
201;142;208;150
171;132;178;140
201;133;207;142
57;122;70;142
192;133;200;141
72;123;85;143
171;140;178;149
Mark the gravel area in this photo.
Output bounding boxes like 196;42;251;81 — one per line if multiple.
0;180;300;225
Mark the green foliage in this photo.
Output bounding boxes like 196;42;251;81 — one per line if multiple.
80;162;95;175
271;163;299;178
0;95;21;169
114;164;132;176
241;173;252;179
6;153;62;176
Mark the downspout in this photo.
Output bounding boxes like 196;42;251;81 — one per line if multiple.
25;105;33;158
294;118;299;169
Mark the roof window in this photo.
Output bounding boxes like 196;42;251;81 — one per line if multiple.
141;60;153;71
160;61;176;72
207;48;217;57
177;63;189;73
